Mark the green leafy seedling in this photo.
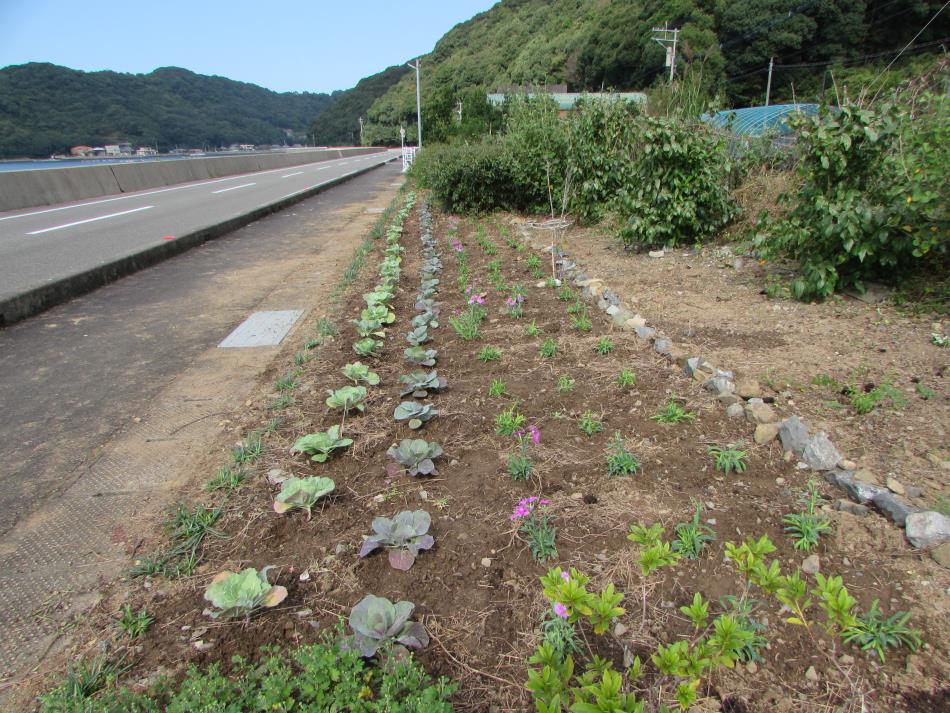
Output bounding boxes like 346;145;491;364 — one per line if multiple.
488;379;508;397
539;337;558;358
709;444;748;474
578;411;604;436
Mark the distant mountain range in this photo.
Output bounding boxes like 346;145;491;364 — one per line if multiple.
0;63;342;158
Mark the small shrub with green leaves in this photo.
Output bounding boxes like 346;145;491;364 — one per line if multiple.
594;337;614;355
842;600;922;663
477;346;502;362
204;566;288;619
507;440;533;481
849;378;906;415
616;369;636;389
606;432;640;477
709;443;748;474
386;439;443;477
118;604;153;639
488;379;508;397
782;480;832;551
358;510;435;571
627;524;682;577
524;320;542;337
273;476;335;517
326;385;367;413
557;286;575;302
556;375;574;393
539;337;558;358
672;502;716;559
292;425;353;463
342;361;381;386
346;594;429;658
495;404;527;436
578;411;603;436
651;399;695;424
394;401;438;430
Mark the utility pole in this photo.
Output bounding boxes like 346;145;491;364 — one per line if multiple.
652;26;680;82
358;116;364;145
765;57;774;106
456;98;463;124
407;59;422;149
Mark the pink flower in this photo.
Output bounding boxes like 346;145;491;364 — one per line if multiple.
553;602;569;619
468;294;486;306
528;425;541;444
560;571;570;582
510;496;550;520
505;297;516;307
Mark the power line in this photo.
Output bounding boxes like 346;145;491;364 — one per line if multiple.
870;0;949;100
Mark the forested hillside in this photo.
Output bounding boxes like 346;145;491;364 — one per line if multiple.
364;0;950;144
308;65;411;147
0;63;338;157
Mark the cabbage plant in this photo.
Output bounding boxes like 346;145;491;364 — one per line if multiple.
346;594;429;657
359;510;435;570
342;362;380;386
204;566;287;619
352;318;385;338
386;439;443;476
273;476;335;517
411;312;439;329
399;369;447;397
361;305;395;325
394;401;437;430
326;385;367;412
292;426;352;463
363;288;394;307
353;338;381;357
404;347;437;367
406;325;431;346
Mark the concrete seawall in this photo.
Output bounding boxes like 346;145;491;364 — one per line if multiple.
0;147;383;212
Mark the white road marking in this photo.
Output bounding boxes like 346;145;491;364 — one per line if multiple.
0;153;386;221
212;182;256;194
28;205;153;235
281;171;304;178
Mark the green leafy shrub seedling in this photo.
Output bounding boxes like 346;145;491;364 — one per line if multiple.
652;399;695;424
525;320;542;337
488;379;508;397
578;411;604;436
709;444;748;474
496;405;527;436
556;375;574;393
571;313;593;332
606;432;640;477
539;337;558;358
118;604;154;639
672;502;716;559
783;480;832;551
842;600;922;663
594;337;614;355
617;369;636;388
477;346;502;362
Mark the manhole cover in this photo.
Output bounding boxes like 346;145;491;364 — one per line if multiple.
218;310;303;348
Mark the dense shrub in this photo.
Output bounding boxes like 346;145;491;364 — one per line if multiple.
616;117;737;248
503;95;569;215
756;95;949;299
413;141;518;214
39;635;456;712
566;97;640;223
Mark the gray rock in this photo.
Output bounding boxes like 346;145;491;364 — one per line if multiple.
597;297;610;311
726;403;745;419
905;511;950;549
654;337;673;355
626;314;646;329
872;492;921;526
931;542;950;569
802;554;820;574
648;249;665;258
745;401;778;424
779;415;810;455
718;393;741;407
573;272;589;286
836;499;870;517
606;304;620;316
634;325;656;340
612;309;633;327
704;376;735;395
603;289;621;306
802;432;841;471
754;423;780;444
825;469;886;503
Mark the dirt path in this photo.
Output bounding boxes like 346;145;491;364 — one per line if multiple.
0;164;405;699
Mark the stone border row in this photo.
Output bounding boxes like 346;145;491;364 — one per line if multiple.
516;226;950;558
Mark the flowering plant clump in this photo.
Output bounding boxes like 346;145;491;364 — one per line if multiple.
505;293;525;318
511;497;557;563
451;240;464;253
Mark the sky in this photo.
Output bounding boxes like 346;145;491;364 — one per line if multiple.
0;0;499;94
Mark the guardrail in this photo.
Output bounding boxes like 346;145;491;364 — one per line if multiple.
0;147;386;212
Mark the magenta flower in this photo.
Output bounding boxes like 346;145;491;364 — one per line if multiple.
505;297;516;307
510;496;550;520
553;602;569;619
528;425;541;444
468;294;486;306
560;570;570;582
452;241;464;253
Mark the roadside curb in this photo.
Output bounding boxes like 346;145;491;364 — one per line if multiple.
0;159;395;328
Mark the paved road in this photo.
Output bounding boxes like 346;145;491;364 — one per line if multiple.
0;149;400;304
0;161;404;539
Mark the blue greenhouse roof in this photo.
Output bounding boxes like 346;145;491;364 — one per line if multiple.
705;103;820;136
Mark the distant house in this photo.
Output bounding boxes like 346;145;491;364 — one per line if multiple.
70;145;93;157
135;146;158;156
90;147;106;156
104;145;121;156
118;142;133;155
487;91;647;117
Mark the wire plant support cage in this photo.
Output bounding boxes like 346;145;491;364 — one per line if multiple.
526;217;574;282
